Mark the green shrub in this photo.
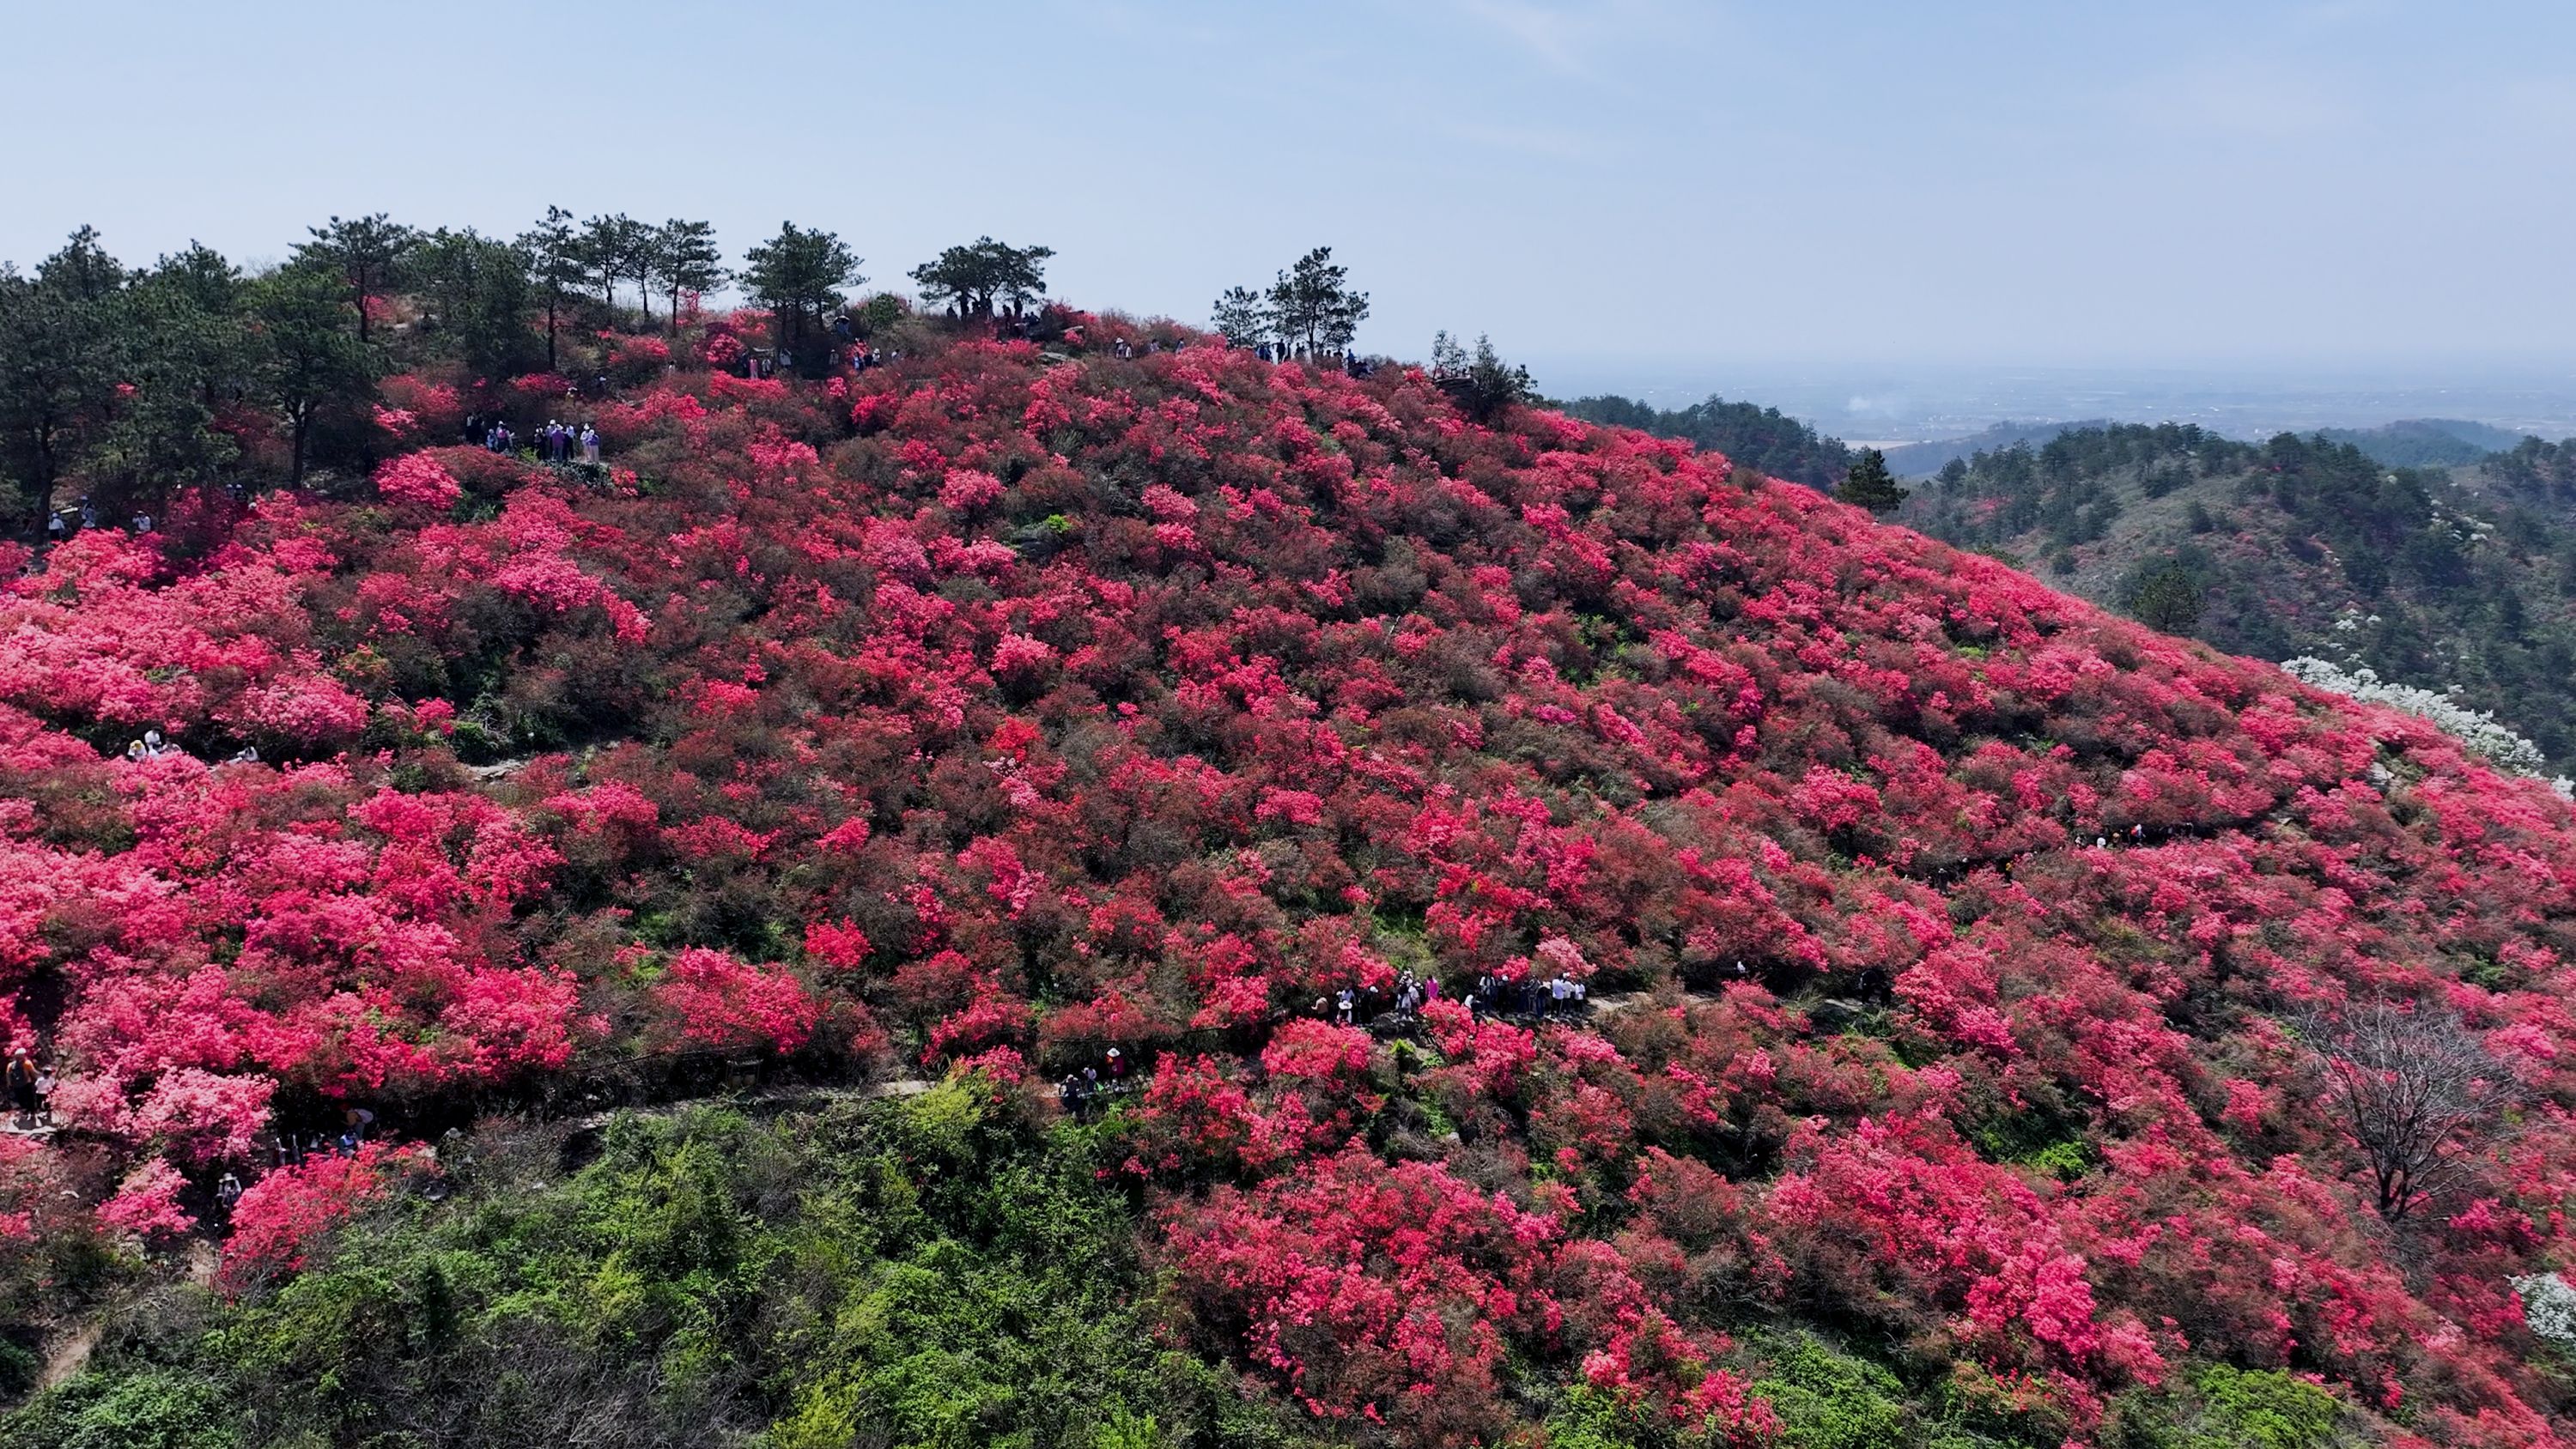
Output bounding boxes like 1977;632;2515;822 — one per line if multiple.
2191;1367;2342;1449
5;1087;1298;1449
1753;1334;1908;1449
2103;1366;2346;1449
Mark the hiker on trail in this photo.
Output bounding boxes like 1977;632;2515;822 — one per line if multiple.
1106;1047;1127;1082
46;512;64;544
1336;988;1356;1026
132;512;153;534
215;1172;244;1218
582;426;600;464
31;1059;51;1125
125;741;146;762
1113;337;1133;360
228;745;259;765
80;498;97;528
5;1049;38;1130
338;1106;376;1155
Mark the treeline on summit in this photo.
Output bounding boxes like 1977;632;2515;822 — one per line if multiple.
0;215;1395;543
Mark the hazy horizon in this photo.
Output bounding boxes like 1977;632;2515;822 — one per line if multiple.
1527;355;2576;444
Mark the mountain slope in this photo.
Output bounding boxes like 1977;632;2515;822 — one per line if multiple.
1903;422;2576;770
5;323;2576;1446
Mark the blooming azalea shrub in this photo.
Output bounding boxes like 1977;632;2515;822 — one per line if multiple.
3;313;2576;1441
373;451;463;512
94;1159;194;1245
218;1142;425;1293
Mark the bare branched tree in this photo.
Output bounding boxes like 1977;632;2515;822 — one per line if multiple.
2302;1001;2517;1222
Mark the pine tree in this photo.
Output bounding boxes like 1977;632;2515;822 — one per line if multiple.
519;207;585;373
1836;448;1908;513
651;221;726;334
741;222;864;369
1267;247;1369;357
1210;287;1270;347
909;238;1053;321
295;214;415;342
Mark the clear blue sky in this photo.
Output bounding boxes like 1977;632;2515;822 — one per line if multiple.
6;1;2573;376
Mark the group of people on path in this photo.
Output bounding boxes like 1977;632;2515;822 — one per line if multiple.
40;496;154;549
1468;971;1589;1022
5;1046;52;1132
1327;967;1450;1028
1056;1047;1133;1119
467;413;598;464
118;729;259;766
1251;341;1370;374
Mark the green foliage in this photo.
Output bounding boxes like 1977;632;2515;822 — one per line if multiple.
2104;1367;2347;1449
741;222;866;362
1265;246;1369;356
409;227;540;379
910;237;1054;319
249;258;380;484
1431;331;1536;424
1546;1385;1663;1449
7;1368;239;1449
294;212;416;342
1564;392;1852;489
650;219;727;330
8;1090;1295;1449
1210;285;1269;346
1752;1334;1908;1449
1838;449;1908;513
2122;554;2208;634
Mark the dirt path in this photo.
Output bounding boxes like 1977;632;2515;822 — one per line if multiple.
38;1320;99;1391
553;1075;933;1133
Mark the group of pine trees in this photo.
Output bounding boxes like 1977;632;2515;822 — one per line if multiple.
0;214;993;533
1209;246;1372;357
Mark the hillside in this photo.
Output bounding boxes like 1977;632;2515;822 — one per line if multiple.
5;293;2576;1447
1902;423;2576;771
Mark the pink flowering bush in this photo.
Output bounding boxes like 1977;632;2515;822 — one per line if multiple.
219;1143;424;1292
96;1159;195;1244
4;310;2576;1442
373;451;464;511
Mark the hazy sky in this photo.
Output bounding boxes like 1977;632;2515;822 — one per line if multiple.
6;1;2573;377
